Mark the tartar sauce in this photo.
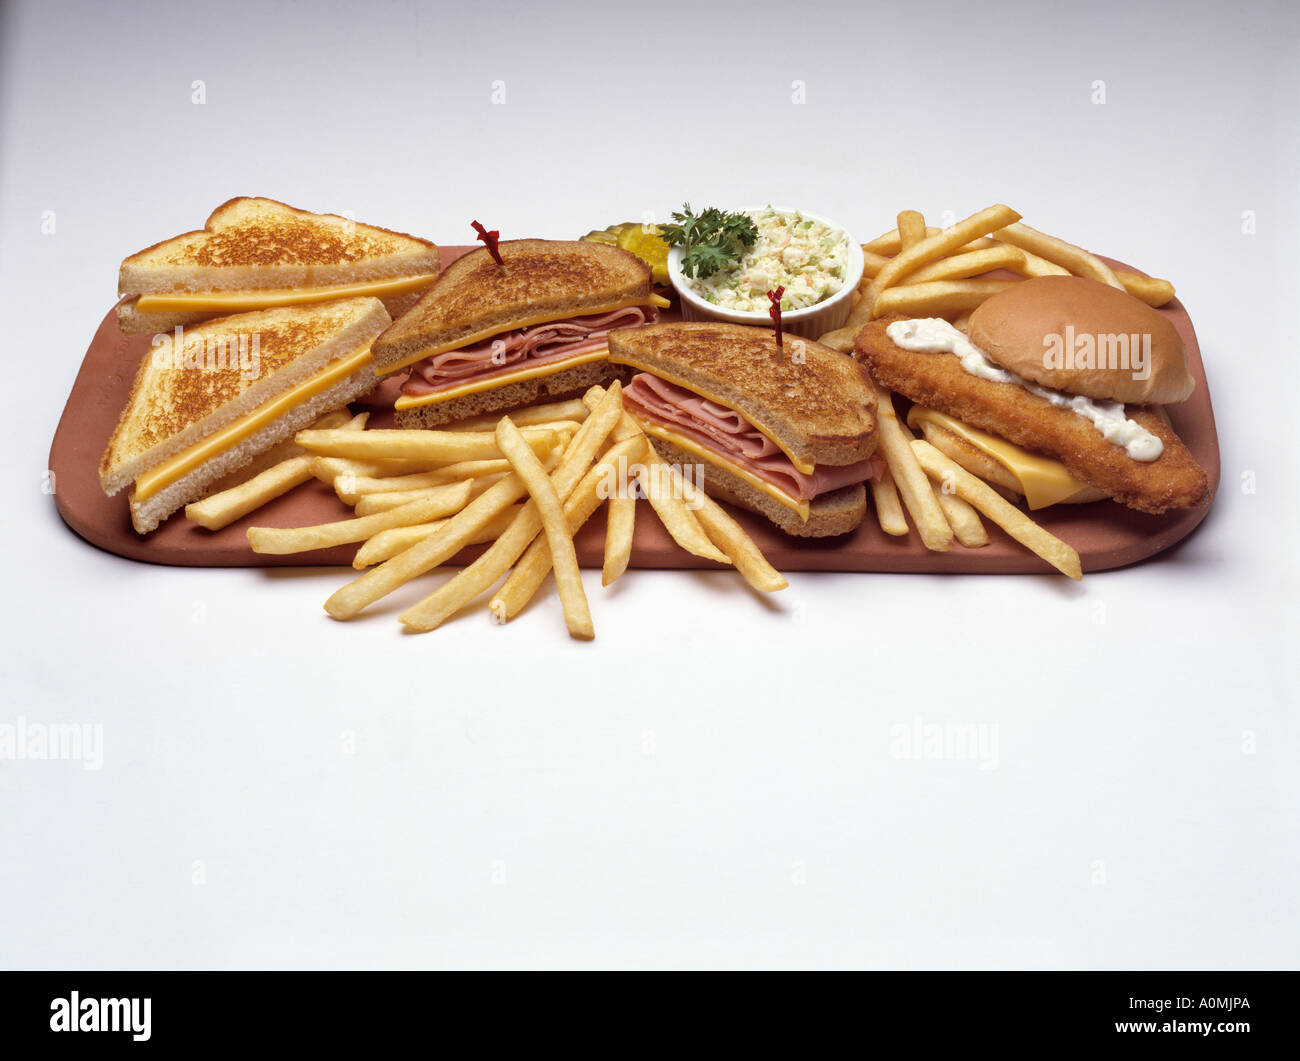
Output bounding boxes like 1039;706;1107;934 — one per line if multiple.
885;318;1163;462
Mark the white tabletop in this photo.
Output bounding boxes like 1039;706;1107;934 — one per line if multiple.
1;0;1296;969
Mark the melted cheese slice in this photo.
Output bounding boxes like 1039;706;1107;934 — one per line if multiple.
134;273;439;314
383;292;672;375
394;348;611;410
133;345;373;502
906;407;1098;509
635;420;811;522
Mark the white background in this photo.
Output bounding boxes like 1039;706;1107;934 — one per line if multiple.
1;0;1296;969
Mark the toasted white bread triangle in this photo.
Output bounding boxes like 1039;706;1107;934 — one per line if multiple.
100;297;391;496
118;198;439;296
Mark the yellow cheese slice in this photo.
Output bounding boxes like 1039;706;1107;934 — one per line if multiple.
635;420;811;522
393;348;611;410
906;407;1098;509
382;292;672;374
134;273;439;314
133;345;373;502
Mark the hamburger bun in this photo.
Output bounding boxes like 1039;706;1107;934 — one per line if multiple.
968;276;1194;404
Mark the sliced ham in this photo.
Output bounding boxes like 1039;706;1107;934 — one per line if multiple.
623;372;882;502
402;306;657;396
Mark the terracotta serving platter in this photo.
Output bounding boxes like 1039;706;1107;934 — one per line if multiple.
49;248;1219;573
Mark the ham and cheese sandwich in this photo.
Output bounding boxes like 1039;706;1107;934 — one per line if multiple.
116;198;440;335
100;297;391;533
609;322;882;537
370;239;669;428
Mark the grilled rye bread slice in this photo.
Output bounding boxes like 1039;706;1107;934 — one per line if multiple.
608;322;877;469
371;239;654;376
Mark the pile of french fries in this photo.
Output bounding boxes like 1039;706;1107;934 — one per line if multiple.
185;384;788;639
838;203;1176;329
868;384;1082;579
828;202;1154;580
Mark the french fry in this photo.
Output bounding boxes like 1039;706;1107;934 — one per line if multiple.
353;521;448;568
442;399;590;433
956;236;1070;278
995;245;1069;278
311;455;432;485
1115;270;1176;307
640;457;733;564
352;506;525;568
863;225;941;254
295;426;561;463
897;210;927;251
673;469;788;593
400;419;627;637
186;412;368;530
910;440;1081;579
838;205;1021;335
247;479;474;555
490;436;648;621
869;465;909;536
951;311;972;332
189;456;316;530
867;222;1078;279
875;391;952;551
336;459;514;502
324;474;530;618
872;279;1017;320
861;249;891;279
399;436;644;632
351;474;512;515
930;485;988;547
582;387;730;564
353;484;472;516
602;494;636;586
325;385;625;621
492;417;592;639
901;245;1026;285
869;204;1022;297
993;222;1123;290
816;324;860;354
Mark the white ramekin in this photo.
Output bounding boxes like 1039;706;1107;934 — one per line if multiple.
667;206;864;340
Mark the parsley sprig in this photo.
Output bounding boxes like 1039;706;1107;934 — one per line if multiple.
658;204;759;279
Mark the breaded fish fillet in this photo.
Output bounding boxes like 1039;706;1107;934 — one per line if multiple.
855;318;1207;514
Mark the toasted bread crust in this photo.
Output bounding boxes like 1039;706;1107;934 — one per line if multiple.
609;322;877;469
371;240;653;373
119;198;439;296
393;361;630;429
649;437;867;537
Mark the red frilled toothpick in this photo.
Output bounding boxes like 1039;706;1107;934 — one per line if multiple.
471;220;504;266
767;286;786;350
